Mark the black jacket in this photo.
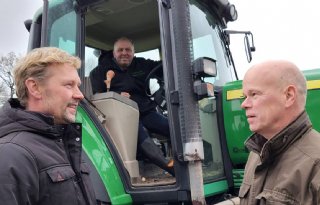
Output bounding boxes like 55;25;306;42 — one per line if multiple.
0;99;96;205
90;55;162;114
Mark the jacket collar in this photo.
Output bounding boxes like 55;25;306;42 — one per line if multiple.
245;111;312;164
55;123;82;139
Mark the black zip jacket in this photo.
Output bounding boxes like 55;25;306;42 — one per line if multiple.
0;99;96;205
90;55;161;114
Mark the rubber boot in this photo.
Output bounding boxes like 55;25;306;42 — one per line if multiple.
139;137;175;176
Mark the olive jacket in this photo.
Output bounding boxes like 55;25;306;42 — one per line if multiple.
239;111;320;205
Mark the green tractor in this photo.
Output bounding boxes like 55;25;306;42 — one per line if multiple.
24;0;320;204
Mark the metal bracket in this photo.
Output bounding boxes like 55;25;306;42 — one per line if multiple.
170;90;179;105
161;0;171;9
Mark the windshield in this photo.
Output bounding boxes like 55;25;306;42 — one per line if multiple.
46;0;77;55
189;0;237;86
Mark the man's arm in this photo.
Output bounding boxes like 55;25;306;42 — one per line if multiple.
0;143;39;204
91;51;117;94
310;168;320;204
89;65;108;94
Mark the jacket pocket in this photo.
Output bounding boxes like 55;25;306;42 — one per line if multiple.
256;189;299;205
42;166;78;205
47;166;76;182
80;163;90;175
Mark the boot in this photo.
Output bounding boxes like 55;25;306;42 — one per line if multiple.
139;137;175;176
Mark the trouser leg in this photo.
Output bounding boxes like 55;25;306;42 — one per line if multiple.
139;136;175;176
138;111;174;176
141;111;170;138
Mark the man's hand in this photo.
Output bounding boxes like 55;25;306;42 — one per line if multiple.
105;70;115;91
120;92;130;98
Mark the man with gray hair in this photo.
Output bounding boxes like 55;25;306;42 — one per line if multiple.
0;47;96;205
239;60;320;204
90;37;174;176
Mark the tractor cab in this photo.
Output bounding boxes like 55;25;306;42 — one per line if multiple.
26;0;255;204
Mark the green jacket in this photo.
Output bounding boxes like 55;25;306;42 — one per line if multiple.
239;111;320;205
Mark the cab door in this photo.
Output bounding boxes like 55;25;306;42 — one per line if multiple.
158;0;237;200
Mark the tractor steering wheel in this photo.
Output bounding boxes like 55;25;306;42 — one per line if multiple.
145;63;167;111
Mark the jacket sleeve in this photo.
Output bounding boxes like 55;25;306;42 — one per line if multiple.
89;65;108;94
0;143;39;205
90;53;116;94
311;168;320;204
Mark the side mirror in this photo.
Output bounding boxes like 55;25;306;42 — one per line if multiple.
244;33;255;62
225;30;256;63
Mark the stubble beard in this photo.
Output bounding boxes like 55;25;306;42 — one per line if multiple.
63;103;78;123
63;111;76;123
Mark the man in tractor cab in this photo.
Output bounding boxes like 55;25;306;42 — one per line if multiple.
90;37;174;176
239;60;320;204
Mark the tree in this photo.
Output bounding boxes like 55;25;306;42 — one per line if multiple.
0;52;20;100
0;82;8;105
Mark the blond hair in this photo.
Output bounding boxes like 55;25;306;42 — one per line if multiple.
14;47;81;106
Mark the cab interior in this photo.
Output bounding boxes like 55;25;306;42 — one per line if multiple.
83;0;174;186
85;0;160;53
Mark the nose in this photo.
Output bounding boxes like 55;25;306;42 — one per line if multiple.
120;49;128;55
74;86;84;100
241;97;249;109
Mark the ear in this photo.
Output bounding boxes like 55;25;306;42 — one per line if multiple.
284;85;296;107
25;78;42;99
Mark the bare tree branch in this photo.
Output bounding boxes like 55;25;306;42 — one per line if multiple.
0;52;20;99
0;82;8;104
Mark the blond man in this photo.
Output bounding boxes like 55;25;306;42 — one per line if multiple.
0;47;96;205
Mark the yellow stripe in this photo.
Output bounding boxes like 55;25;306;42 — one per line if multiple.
226;80;320;101
226;89;243;100
307;80;320;90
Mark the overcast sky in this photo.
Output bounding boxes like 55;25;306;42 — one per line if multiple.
0;0;42;56
0;0;319;79
228;0;320;78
